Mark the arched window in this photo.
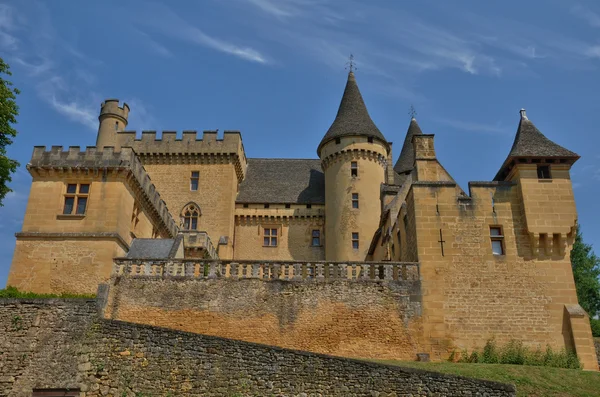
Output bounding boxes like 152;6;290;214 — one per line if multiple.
181;203;201;230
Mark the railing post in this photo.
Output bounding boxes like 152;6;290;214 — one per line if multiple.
362;264;371;280
384;264;393;281
338;263;347;280
293;263;303;281
208;261;217;279
272;263;281;280
184;261;195;277
316;263;324;281
230;262;239;279
252;263;260;278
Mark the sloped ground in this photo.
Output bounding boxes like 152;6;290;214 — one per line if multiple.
376;360;600;397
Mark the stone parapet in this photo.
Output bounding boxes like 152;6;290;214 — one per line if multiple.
116;130;247;182
27;146;178;238
113;258;420;282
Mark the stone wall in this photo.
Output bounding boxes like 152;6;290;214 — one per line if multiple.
104;276;425;360
0;299;516;397
596;338;600;367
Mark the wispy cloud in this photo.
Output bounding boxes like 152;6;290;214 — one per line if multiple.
571;4;600;28
132;28;173;58
126;98;159;131
136;2;269;64
437;118;510;135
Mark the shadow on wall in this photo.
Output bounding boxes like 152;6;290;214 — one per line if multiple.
297;169;325;204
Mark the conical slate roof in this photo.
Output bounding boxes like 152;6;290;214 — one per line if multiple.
494;109;579;180
393;118;423;174
317;71;388;156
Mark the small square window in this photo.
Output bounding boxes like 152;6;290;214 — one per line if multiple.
352;193;359;209
285;204;291;209
352;232;359;249
243;203;249;208
263;228;278;246
312;230;321;246
264;204;270;209
367;137;373;143
537;165;551;179
66;184;77;194
335;137;341;144
351;161;358;177
490;226;505;255
79;184;89;194
62;183;89;216
306;204;312;209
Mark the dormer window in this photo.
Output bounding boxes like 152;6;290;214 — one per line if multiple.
537;165;551;179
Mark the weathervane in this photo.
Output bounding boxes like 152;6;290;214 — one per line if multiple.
409;104;417;119
345;54;357;73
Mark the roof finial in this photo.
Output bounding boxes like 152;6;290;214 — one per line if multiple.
345;54;357;73
409;104;417;120
520;108;528;120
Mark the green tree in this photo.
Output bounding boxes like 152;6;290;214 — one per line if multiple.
570;224;600;336
0;57;20;206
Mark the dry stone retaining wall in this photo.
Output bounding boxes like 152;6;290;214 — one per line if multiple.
0;299;516;397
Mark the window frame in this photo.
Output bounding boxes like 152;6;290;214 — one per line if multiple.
537;165;551;179
62;183;90;216
352;232;359;249
182;203;200;230
490;226;505;256
351;193;359;209
351;161;358;177
190;171;200;191
263;227;279;247
311;229;321;247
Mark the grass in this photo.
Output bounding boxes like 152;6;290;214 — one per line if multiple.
0;286;95;299
375;360;600;397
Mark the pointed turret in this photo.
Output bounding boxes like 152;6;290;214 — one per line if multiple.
494;109;579;181
393;117;423;175
317;71;388;156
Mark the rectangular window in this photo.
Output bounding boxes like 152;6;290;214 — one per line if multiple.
312;230;321;246
352;232;359;249
352;193;359;208
263;228;278;246
537;165;551;179
351;161;358;177
335;137;341;144
306;204;312;209
190;171;199;191
490;226;505;255
63;183;89;215
367;136;373;143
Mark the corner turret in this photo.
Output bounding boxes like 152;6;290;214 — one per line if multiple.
319;71;389;261
96;99;130;150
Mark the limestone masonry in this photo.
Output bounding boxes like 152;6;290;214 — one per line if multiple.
4;70;599;379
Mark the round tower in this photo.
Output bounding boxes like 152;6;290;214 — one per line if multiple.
96;99;130;150
318;71;390;261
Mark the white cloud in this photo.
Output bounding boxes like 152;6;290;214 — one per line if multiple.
125;98;159;131
136;2;269;64
571;4;600;28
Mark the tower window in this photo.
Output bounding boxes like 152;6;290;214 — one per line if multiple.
490;226;505;255
537;165;551;179
352;193;359;208
335;137;341;144
243;203;249;208
312;230;321;246
182;203;200;230
115;121;119;131
190;171;199;191
306;204;312;209
263;228;278;246
367;137;373;143
264;204;270;209
63;183;89;215
351;161;358;177
285;204;291;209
352;232;359;249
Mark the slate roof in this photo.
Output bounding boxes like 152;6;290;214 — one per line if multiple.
494;110;579;180
317;71;388;156
393;118;423;175
236;158;325;204
127;238;181;259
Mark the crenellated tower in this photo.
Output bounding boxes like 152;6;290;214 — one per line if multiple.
96;99;130;150
318;71;390;261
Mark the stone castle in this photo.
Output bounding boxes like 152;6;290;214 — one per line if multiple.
5;70;599;371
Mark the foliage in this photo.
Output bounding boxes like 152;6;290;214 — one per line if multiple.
0;286;95;299
571;224;600;337
0;57;20;207
452;339;580;369
376;360;600;397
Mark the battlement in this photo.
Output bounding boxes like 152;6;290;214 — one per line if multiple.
28;146;178;238
100;99;130;121
117;130;247;181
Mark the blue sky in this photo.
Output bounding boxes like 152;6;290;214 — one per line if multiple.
1;0;600;286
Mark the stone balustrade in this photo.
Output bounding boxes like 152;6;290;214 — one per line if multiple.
113;259;420;282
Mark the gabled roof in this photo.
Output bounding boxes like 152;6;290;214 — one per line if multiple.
393;118;423;175
236;158;325;204
317;71;388;156
494;110;579;180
